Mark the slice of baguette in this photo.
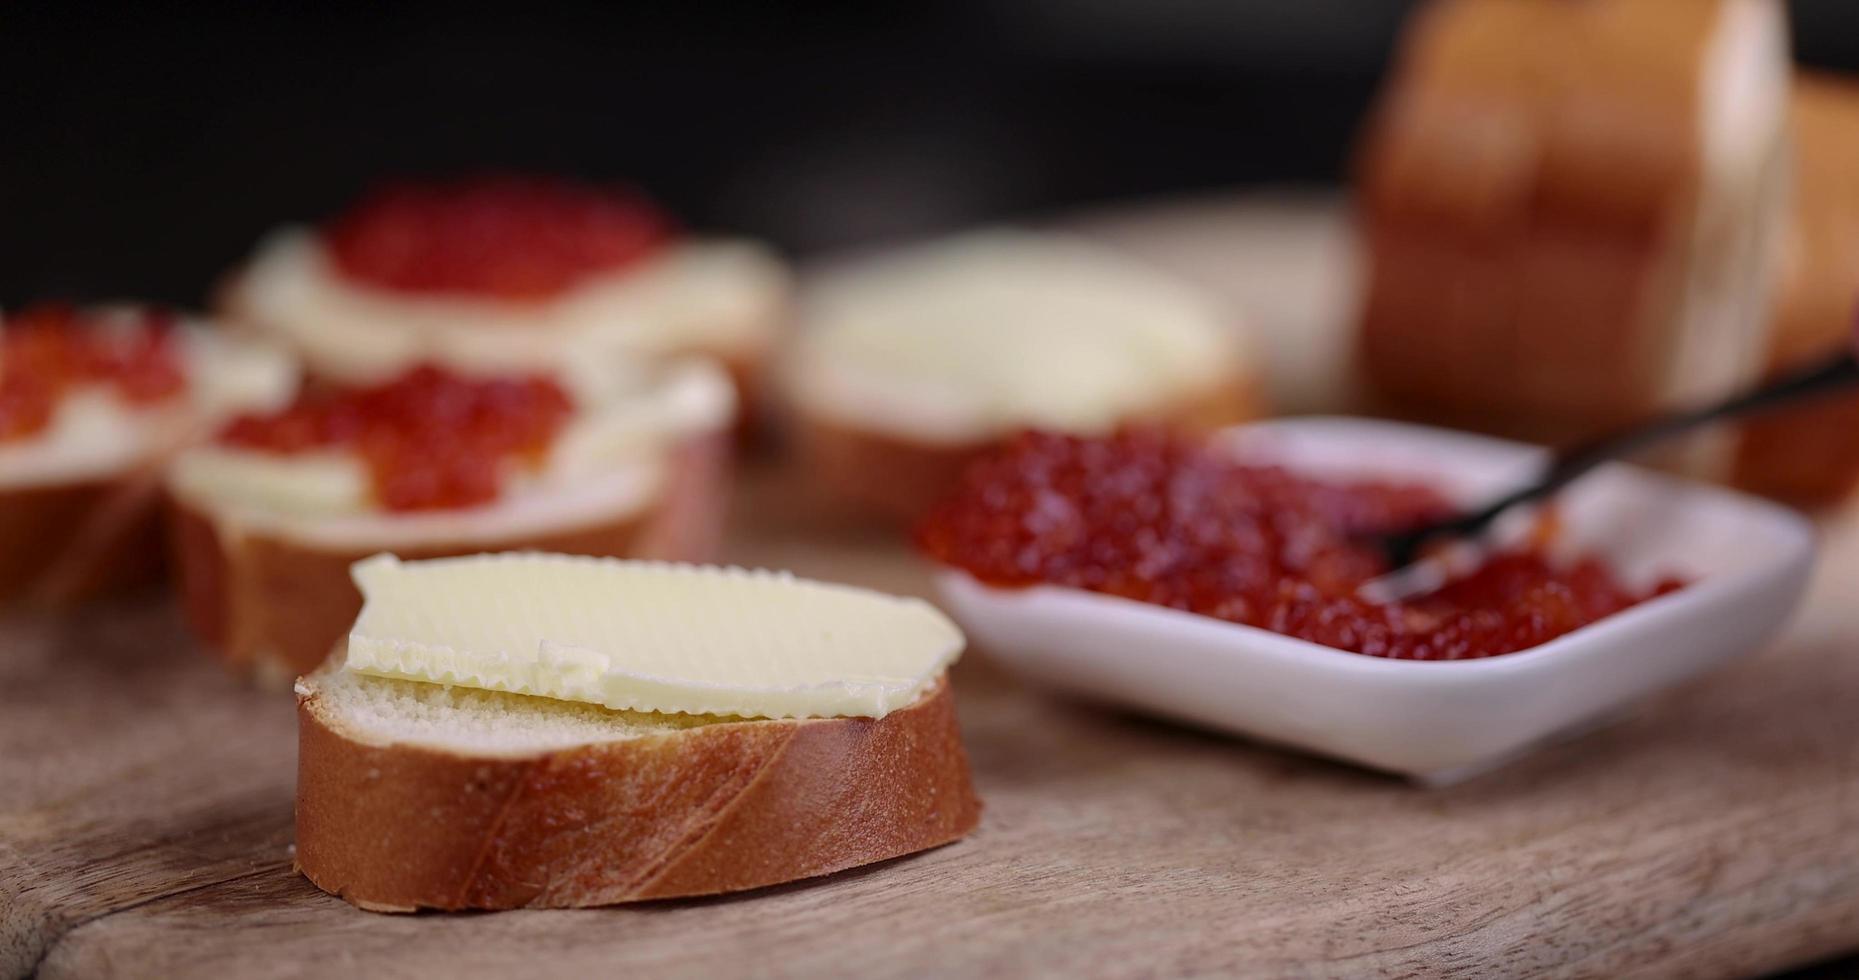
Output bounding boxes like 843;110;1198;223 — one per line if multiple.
1356;0;1791;453
294;663;981;911
0;469;168;605
172;434;728;683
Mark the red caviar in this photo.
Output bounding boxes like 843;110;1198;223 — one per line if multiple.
324;175;675;300
0;303;187;443
916;431;1685;660
218;365;575;512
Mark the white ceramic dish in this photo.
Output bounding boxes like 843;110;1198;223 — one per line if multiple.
932;417;1817;783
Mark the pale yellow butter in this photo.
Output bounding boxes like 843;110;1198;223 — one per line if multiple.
344;553;965;719
792;229;1248;443
233;231;788;385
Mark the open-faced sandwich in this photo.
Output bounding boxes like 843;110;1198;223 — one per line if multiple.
168;358;734;683
786;229;1264;522
295;553;982;911
218;175;788;420
0;302;296;604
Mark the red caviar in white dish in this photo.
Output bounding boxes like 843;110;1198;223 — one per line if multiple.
918;430;1684;660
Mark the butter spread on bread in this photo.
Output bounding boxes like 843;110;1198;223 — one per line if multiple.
294;552;981;911
344;552;965;718
228;230;788;385
792;229;1252;444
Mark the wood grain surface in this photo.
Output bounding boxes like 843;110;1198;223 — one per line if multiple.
5;462;1858;979
4;200;1859;978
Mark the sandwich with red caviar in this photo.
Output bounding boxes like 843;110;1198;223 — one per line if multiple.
167;358;734;682
218;175;788;419
0;302;296;604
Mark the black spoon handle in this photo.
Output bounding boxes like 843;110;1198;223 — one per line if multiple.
1381;350;1859;566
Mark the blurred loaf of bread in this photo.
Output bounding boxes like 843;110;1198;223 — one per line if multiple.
1356;0;1793;458
1731;75;1859;503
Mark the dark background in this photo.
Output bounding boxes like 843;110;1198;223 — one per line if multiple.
6;3;1859;976
5;0;1858;306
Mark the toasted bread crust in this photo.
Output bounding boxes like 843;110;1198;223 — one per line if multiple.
792;369;1266;524
294;676;981;910
0;470;168;606
171;434;729;679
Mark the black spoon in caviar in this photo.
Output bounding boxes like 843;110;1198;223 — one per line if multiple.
1362;349;1859;602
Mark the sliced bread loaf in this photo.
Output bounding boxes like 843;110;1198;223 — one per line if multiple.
1357;0;1792;454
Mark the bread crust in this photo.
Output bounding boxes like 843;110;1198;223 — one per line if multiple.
1359;0;1719;236
171;434;729;680
792;369;1266;524
1731;74;1859;503
1355;0;1785;443
0;469;168;606
294;676;982;910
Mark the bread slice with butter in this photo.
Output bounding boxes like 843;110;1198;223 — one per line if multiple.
786;230;1266;523
294;553;982;911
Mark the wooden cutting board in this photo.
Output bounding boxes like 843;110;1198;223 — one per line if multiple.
6;199;1859;979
